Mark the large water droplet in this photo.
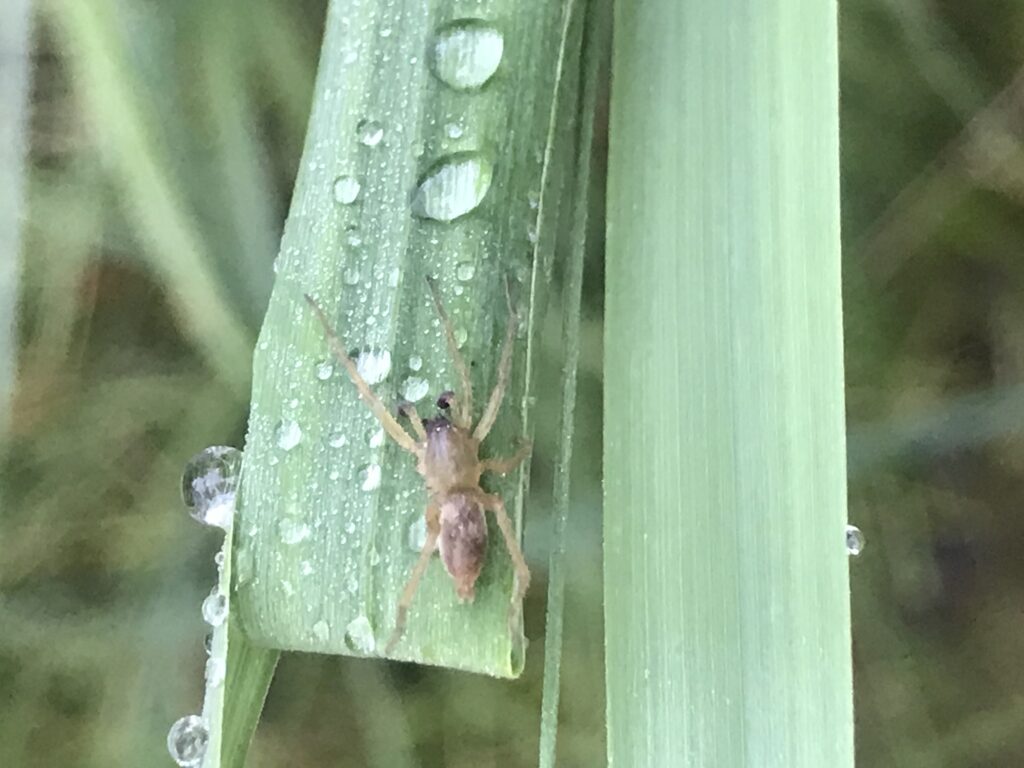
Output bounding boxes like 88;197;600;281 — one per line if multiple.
359;463;382;491
276;419;303;451
333;175;361;205
408;516;428;551
358;119;384;147
432;19;504;90
202;589;228;627
279;518;311;545
456;262;476;281
181;446;241;529
312;619;331;643
205;657;226;688
402;376;430;403
412;153;493;222
846;525;865;556
167;715;209;767
356;348;392;385
345;615;376;654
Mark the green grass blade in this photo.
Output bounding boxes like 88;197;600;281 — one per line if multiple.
236;0;576;677
202;523;279;768
538;0;605;764
604;1;853;766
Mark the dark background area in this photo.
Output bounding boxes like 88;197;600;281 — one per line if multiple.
4;0;1024;765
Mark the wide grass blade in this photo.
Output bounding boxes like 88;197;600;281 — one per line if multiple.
603;1;853;766
236;0;576;677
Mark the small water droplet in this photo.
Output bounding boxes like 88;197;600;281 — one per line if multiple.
527;224;538;244
357;119;384;147
312;619;331;642
278;518;311;545
181;446;241;529
214;550;225;568
167;715;209;767
408;354;423;371
846;525;865;556
235;546;254;585
316;360;334;381
343;266;360;285
528;190;540;209
432;19;504;90
402;376;430;403
345;227;363;247
445;122;464;139
412;153;493;222
356;348;392;384
369;428;385;448
456;262;476;281
359;463;382;491
333;175;361;204
201;589;228;627
388;267;400;287
203;632;213;655
276;419;303;451
408;516;428;551
343;49;358;65
205;657;226;688
300;560;314;576
454;326;468;348
345;615;376;654
380;27;392;38
328;431;349;449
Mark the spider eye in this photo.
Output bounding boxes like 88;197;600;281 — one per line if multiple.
436;390;455;410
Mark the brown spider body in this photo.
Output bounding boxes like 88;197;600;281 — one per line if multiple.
305;278;532;654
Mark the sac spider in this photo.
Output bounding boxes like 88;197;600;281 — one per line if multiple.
304;278;532;653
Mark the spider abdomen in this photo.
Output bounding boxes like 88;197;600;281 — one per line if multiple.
438;491;488;602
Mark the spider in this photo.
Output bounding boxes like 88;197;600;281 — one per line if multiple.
304;278;532;653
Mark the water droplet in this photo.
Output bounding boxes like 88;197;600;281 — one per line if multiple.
380;27;392;38
412;153;493;222
369;428;385;448
408;516;428;551
387;267;400;287
846;525;865;556
456;262;476;281
343;266;360;285
345;227;363;247
328;431;348;449
312;619;331;642
358;119;384;147
527;224;538;244
432;19;504;90
181;446;241;529
278;518;311;545
359;463;382;491
167;715;208;767
402;376;430;403
316;360;334;381
333;175;361;205
235;546;254;585
343;49;358;64
214;550;225;568
203;632;213;655
454;326;468;348
445;122;464;139
345;615;376;654
528;190;540;209
201;589;228;627
408;354;423;372
205;657;225;688
300;560;314;576
356;348;392;384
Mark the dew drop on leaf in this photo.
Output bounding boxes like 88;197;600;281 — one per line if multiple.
167;715;208;767
431;19;504;90
333;175;361;204
181;446;241;529
412;153;493;222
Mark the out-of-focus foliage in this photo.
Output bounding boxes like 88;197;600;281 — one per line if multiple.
5;0;1024;765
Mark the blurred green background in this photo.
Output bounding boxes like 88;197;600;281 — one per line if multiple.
4;0;1024;765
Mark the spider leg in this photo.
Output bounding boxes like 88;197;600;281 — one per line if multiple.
425;277;473;429
472;279;517;442
386;504;440;653
305;294;420;455
398;402;428;442
481;440;532;476
476;491;530;606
